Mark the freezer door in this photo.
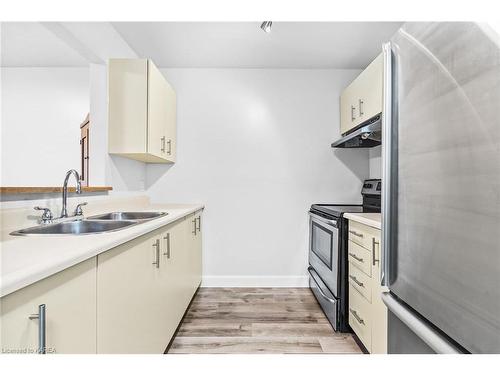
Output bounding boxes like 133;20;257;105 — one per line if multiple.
387;22;500;353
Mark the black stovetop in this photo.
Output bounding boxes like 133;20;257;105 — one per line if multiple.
310;204;379;218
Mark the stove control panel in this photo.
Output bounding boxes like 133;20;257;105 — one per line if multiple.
361;179;381;196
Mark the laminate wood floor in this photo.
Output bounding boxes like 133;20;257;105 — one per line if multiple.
168;288;362;354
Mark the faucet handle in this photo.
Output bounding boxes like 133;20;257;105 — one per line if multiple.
34;206;53;224
74;202;88;216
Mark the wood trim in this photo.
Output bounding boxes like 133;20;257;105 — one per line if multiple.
0;186;113;194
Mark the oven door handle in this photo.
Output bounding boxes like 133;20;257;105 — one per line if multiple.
309;212;338;228
308;267;336;304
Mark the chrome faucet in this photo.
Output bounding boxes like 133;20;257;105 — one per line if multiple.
61;169;82;218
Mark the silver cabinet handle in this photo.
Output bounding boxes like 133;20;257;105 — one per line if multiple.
161;136;166;153
167;139;172;155
351;105;356;121
349;230;363;238
372;237;380;266
349;252;364;263
29;304;46;354
349;308;365;325
163;233;171;259
196;216;201;232
359;99;364;116
152;239;160;268
349;275;364;287
192;218;197;235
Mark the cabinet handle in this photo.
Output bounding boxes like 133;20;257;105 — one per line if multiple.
167;139;172;155
152;239;160;268
349;252;364;263
163;233;171;259
29;304;46;354
351;105;356;121
349;308;365;325
196;216;201;232
161;136;166;153
372;237;380;266
359;99;364;116
349;230;363;238
192;218;197;235
349;275;364;287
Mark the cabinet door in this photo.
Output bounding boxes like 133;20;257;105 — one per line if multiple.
160;219;191;334
97;229;166;353
147;60;177;162
353;53;383;126
192;211;202;288
1;258;97;354
108;59;148;154
340;82;356;135
184;211;203;292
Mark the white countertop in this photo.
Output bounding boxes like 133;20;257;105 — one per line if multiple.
343;212;381;229
0;203;203;297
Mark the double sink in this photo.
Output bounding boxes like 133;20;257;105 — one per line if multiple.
11;211;167;236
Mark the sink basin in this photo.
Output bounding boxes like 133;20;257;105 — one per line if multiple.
88;211;167;221
10;219;138;236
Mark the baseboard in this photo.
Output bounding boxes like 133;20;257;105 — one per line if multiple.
201;275;309;288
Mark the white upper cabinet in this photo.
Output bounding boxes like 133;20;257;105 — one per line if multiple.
340;53;383;135
108;59;177;163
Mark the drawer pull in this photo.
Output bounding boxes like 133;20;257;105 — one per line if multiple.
349;230;364;238
372;237;380;266
349;252;364;263
349;275;364;287
350;308;365;325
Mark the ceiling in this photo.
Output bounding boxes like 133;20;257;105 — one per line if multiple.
1;22;403;69
113;22;402;69
1;22;90;67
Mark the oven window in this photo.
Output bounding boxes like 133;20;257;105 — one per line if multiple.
311;221;333;270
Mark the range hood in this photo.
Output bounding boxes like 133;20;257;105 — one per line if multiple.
331;115;381;148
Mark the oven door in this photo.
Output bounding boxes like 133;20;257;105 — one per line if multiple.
308;212;339;297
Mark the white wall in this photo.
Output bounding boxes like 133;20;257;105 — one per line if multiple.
369;145;382;179
1;67;89;186
146;68;370;286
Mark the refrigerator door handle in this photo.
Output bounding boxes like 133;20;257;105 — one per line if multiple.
381;42;393;289
381;293;462;354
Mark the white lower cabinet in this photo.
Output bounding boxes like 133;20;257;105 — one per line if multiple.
347;220;387;354
1;258;97;354
97;215;202;353
1;211;203;355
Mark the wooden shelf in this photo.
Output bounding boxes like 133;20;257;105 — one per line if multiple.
0;186;113;194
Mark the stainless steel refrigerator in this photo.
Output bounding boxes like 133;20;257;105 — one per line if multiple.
381;22;500;354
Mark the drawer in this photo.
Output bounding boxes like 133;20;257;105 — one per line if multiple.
348;261;372;303
308;267;338;330
348;220;375;250
349;285;372;352
348;240;372;277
